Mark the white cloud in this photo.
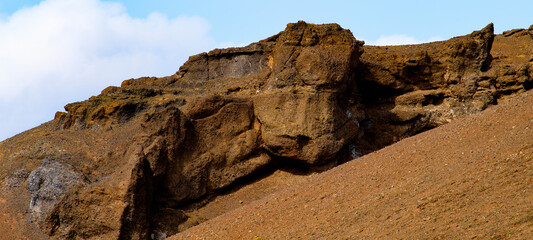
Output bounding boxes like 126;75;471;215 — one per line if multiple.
370;34;444;46
0;0;215;140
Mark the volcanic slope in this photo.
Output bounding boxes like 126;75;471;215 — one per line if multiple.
1;22;532;239
173;89;533;239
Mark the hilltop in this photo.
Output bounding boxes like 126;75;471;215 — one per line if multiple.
0;21;532;239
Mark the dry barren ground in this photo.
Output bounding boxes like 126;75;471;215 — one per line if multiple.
172;90;533;239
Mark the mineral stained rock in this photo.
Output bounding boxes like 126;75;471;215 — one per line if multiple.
0;21;531;239
26;158;86;222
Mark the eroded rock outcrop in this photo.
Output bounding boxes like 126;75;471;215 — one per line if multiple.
0;21;531;239
1;22;363;239
353;23;532;152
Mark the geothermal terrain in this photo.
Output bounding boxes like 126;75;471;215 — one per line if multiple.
1;21;532;239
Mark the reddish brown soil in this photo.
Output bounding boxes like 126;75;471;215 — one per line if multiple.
1;23;531;239
178;169;314;232
172;90;533;239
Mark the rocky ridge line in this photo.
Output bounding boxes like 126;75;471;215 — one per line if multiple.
0;21;532;239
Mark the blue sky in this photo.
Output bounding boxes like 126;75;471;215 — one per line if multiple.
0;0;532;141
4;1;531;44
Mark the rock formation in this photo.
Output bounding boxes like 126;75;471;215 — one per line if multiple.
0;21;531;239
173;86;533;240
354;23;533;153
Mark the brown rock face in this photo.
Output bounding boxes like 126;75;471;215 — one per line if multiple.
354;24;497;152
254;22;360;164
0;21;532;239
173;87;533;240
353;23;531;153
175;22;361;165
1;21;363;239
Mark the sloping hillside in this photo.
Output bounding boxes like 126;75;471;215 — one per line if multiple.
174;90;532;239
0;22;531;239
